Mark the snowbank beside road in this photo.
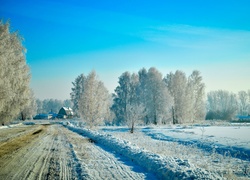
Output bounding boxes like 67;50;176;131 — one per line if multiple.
66;124;222;180
0;123;22;129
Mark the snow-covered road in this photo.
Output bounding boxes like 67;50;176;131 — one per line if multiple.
0;124;155;180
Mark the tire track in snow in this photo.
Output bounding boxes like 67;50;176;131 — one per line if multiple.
58;127;90;180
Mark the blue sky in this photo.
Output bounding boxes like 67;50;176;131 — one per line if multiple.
1;0;250;100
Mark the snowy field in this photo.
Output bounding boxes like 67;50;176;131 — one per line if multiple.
67;121;250;179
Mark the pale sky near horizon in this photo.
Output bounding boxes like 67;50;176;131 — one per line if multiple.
1;0;250;100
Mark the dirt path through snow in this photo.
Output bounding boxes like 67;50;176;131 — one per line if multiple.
0;124;155;180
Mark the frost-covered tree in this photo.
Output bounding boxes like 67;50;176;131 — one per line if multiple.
70;74;85;117
206;90;238;120
126;103;145;133
0;21;31;125
125;73;146;132
138;68;150;124
238;91;249;116
164;70;205;123
187;70;206;122
113;68;173;126
79;71;110;128
112;72;133;125
103;96;115;125
112;72;147;130
145;68;173;124
20;90;37;120
164;71;189;124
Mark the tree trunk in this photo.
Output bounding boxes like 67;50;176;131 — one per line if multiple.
172;106;178;124
153;114;157;125
130;122;134;133
21;112;25;121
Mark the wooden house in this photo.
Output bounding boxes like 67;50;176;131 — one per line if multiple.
57;107;73;119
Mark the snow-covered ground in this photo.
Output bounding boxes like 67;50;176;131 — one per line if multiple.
66;121;250;179
140;125;250;160
1;121;249;179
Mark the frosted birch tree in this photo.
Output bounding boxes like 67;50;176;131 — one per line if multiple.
79;71;110;128
125;73;146;132
164;70;206;123
138;68;150;124
145;68;173;124
112;72;132;125
112;72;145;130
0;21;31;125
164;71;189;124
126;103;145;133
70;74;85;117
187;70;206;122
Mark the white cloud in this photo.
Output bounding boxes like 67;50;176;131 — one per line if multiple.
141;24;250;51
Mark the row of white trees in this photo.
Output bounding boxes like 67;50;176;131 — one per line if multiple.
71;68;206;131
0;21;34;125
206;90;250;120
111;68;206;132
71;68;250;129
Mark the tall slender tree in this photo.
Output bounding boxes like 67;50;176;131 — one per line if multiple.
70;74;85;117
164;70;189;123
111;72;132;125
187;70;206;122
146;67;173;124
125;73;145;132
138;68;149;124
